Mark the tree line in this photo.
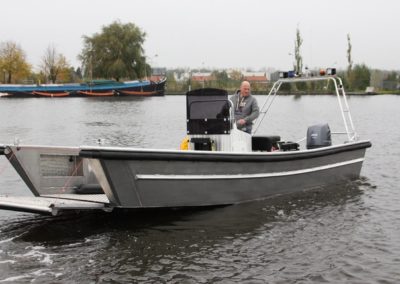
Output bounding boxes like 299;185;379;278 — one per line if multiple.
0;21;149;84
166;29;398;94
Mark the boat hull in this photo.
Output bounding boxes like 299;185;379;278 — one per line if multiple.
0;78;166;97
0;141;371;214
80;141;371;208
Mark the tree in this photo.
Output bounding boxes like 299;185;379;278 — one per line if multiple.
40;45;71;83
79;21;147;81
294;27;303;75
385;71;398;81
346;34;353;77
381;71;399;90
57;66;75;83
0;41;31;83
348;64;370;91
75;67;83;80
165;70;178;92
370;69;384;90
212;70;229;88
229;69;243;82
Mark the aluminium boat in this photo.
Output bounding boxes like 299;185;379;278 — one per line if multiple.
0;75;371;215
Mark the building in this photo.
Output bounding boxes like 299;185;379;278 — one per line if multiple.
191;72;214;82
242;72;268;83
150;67;166;82
151;67;166;76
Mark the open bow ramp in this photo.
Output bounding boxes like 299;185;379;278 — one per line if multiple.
0;194;110;216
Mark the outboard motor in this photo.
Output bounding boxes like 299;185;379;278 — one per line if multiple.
307;123;332;149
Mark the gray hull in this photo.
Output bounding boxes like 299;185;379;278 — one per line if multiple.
81;140;371;208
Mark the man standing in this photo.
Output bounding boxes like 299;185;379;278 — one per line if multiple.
229;81;259;134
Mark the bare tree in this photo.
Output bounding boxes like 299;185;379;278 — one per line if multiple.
41;45;69;83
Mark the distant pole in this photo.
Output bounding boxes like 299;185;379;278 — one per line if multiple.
288;52;294;69
153;54;158;66
149;54;158;81
89;55;93;83
88;43;93;83
145;56;148;80
347;34;353;76
202;62;205;88
294;27;303;75
347;34;353;89
189;71;192;91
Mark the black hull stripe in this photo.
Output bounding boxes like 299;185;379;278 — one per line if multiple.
79;141;371;163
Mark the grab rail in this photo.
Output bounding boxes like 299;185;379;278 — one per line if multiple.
252;76;357;142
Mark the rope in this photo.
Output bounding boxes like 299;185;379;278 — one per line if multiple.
0;152;15;176
60;158;84;193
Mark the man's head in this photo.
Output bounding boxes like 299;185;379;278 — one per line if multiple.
240;81;251;97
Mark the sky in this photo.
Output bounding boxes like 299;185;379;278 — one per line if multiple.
1;0;399;72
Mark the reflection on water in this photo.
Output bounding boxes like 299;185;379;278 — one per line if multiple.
10;180;366;245
0;180;377;283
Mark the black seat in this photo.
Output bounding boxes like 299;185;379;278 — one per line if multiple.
252;136;281;152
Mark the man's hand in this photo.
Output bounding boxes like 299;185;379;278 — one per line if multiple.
237;119;246;125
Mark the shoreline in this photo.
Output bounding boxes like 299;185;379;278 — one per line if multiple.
165;91;399;96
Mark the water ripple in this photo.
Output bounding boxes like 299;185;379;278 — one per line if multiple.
0;96;399;282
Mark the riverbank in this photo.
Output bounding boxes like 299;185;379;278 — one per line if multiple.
165;90;400;95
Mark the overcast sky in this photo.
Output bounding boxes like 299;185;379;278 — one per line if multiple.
1;0;399;71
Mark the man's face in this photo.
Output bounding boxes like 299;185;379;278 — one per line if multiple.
240;83;250;97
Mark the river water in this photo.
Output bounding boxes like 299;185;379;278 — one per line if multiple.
0;95;399;283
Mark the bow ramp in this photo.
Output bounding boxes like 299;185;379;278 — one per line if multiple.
0;144;112;216
0;194;111;216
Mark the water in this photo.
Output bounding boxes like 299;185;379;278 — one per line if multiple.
0;95;399;283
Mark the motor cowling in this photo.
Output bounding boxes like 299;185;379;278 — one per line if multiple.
307;123;332;149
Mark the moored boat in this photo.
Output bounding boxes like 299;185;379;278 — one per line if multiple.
32;91;71;97
0;75;371;216
77;90;115;96
0;78;166;98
